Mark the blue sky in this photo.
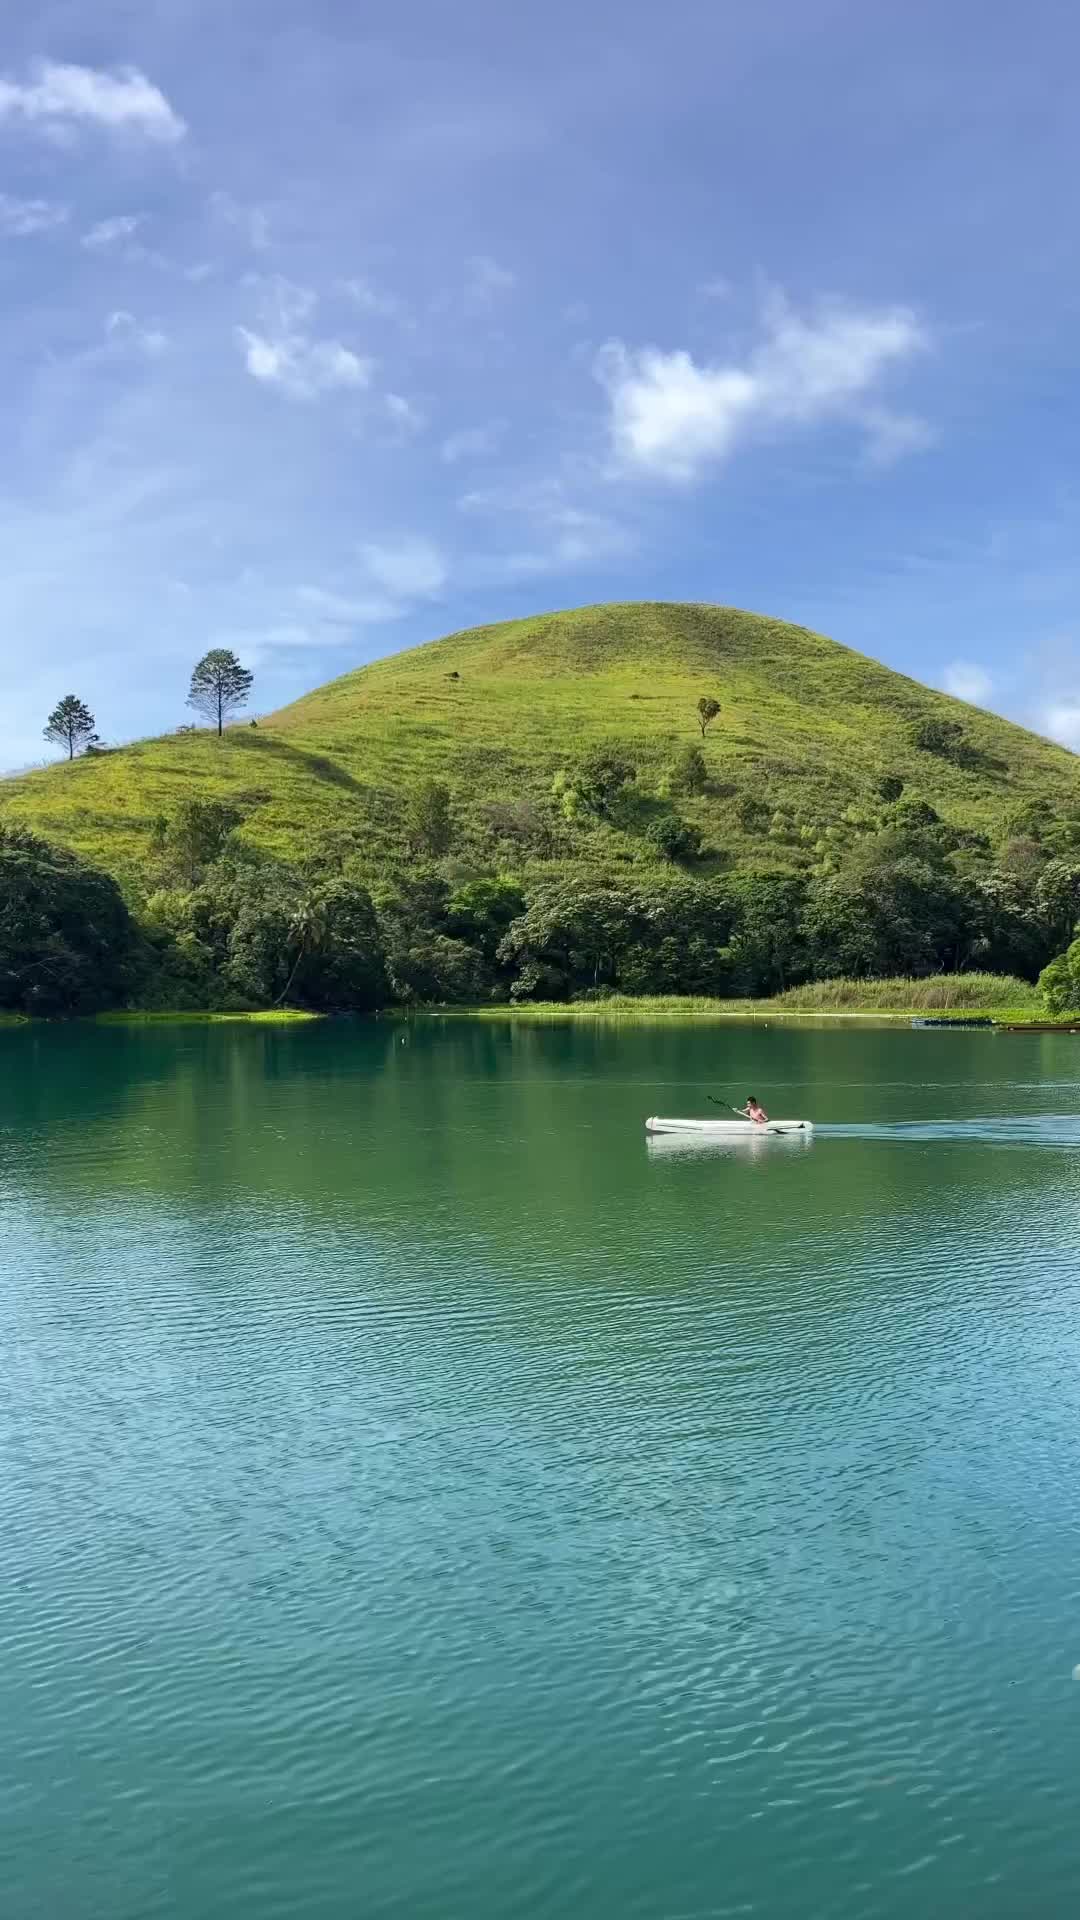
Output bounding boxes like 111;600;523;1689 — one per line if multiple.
3;0;1080;768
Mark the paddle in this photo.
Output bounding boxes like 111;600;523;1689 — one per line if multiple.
707;1094;793;1136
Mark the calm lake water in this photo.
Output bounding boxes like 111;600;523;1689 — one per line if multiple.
4;1017;1080;1919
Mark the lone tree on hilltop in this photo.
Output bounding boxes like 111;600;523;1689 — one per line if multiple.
187;648;254;736
44;695;96;760
697;696;721;738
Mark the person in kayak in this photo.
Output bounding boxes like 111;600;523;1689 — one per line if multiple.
739;1096;769;1126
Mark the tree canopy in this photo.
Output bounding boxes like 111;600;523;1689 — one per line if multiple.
0;828;135;1012
44;695;96;760
187;649;254;735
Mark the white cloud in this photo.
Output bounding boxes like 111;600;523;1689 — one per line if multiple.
235;281;372;399
596;292;930;481
106;310;169;357
441;421;505;464
0;192;67;236
82;214;144;251
1039;703;1080;751
360;536;447;599
237;329;370;398
0;62;185;142
943;660;994;704
385;391;425;434
234;277;373;396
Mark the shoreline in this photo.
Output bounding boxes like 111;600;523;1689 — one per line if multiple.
2;1002;1068;1030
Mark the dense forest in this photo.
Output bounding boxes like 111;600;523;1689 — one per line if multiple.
4;780;1080;1014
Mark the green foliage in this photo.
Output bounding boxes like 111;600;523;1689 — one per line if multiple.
43;695;96;761
667;743;708;796
553;748;636;824
697;695;721;737
143;860;387;1011
187;648;254;736
445;876;526;957
910;716;977;767
498;877;737;1000
772;973;1040;1011
160;798;245;883
1033;860;1080;947
8;602;1080;1012
374;871;488;1003
6;602;1080;897
0;827;134;1012
734;791;768;832
647;814;702;863
887;797;940;832
1039;939;1080;1015
407;779;454;856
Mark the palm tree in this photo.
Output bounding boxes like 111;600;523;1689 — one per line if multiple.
274;893;329;1006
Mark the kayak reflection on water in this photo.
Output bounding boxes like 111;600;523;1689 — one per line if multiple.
646;1128;813;1161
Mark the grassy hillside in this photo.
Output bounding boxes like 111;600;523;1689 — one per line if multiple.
3;601;1078;887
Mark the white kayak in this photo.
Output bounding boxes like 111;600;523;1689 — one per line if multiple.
645;1116;813;1136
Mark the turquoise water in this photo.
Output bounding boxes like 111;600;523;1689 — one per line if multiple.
4;1018;1080;1918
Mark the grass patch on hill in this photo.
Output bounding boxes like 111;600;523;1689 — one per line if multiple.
3;601;1079;889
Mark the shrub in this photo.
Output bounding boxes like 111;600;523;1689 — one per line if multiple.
668;744;708;796
647;814;702;863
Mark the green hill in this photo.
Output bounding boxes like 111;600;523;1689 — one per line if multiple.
2;601;1077;886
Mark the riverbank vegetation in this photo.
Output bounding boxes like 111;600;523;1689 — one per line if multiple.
766;973;1041;1011
4;604;1080;1018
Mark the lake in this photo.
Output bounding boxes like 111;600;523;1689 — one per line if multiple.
3;1016;1080;1918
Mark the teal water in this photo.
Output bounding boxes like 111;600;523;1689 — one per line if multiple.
4;1018;1080;1918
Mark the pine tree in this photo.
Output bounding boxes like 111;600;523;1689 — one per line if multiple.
187;649;254;736
44;695;96;760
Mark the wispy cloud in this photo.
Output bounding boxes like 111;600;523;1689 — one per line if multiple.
106;311;169;357
342;276;408;323
360;535;447;598
596;291;931;481
862;406;939;469
0;62;186;143
385;392;425;435
943;660;994;704
296;585;401;627
0;192;68;237
82;214;144;251
235;278;372;400
464;253;516;308
292;541;449;640
441;421;505;464
458;479;629;577
210;192;271;252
